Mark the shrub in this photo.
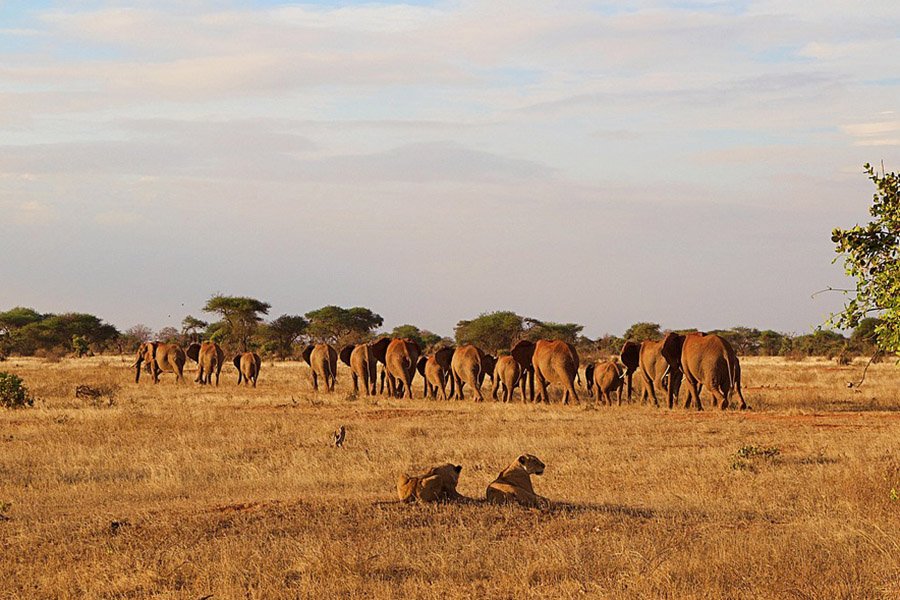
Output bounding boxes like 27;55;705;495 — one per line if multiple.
0;372;34;408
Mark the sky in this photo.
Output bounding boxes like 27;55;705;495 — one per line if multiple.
0;1;898;338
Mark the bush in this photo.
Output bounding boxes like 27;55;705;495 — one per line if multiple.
0;372;34;408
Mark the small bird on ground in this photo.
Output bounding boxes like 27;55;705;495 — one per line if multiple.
331;425;346;448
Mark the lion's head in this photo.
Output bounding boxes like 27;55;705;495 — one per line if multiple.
516;454;545;476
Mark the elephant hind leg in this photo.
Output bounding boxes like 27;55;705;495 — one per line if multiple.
562;373;579;405
684;373;702;410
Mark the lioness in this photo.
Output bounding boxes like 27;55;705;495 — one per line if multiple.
397;463;464;503
486;454;549;508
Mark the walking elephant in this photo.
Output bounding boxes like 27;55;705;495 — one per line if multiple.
619;341;640;402
303;343;338;392
451;344;490;401
133;342;186;384
385;338;421;399
660;332;748;411
416;354;445;400
368;337;395;396
584;363;595;396
416;347;454;400
591;360;625;405
533;340;580;404
492;355;521;402
637;339;683;408
340;343;377;395
510;340;536;402
233;352;261;387
186;342;225;385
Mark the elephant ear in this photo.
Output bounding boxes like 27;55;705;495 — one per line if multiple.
186;343;201;363
407;339;421;360
416;355;428;377
510;340;536;367
434;346;455;368
619;341;640;374
339;344;354;367
369;337;391;364
585;362;595;383
149;341;159;360
232;354;242;370
661;333;686;368
302;344;314;365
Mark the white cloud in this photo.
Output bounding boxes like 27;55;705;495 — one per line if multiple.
842;120;900;147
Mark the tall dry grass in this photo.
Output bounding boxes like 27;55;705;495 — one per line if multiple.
1;356;898;598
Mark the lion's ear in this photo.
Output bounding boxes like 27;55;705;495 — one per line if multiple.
518;455;527;465
453;465;462;473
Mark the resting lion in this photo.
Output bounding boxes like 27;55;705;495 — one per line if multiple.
486;454;549;508
397;463;464;503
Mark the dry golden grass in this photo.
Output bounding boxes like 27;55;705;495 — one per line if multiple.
1;355;898;599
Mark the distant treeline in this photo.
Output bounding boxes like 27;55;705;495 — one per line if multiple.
0;298;881;361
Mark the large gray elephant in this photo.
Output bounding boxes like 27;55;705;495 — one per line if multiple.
510;340;536;402
636;339;683;408
492;355;521;402
660;332;748;411
619;341;640;402
416;347;454;400
303;343;338;392
340;343;377;396
532;340;580;404
451;344;493;401
186;341;225;385
384;338;421;399
233;352;261;387
133;342;186;384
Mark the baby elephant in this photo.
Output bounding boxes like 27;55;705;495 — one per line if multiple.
591;360;625;405
397;463;464;503
486;454;549;508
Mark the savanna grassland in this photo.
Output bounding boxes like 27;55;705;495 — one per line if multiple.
1;356;899;599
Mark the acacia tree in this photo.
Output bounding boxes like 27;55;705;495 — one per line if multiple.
454;311;524;352
391;324;443;351
623;322;661;342
831;164;900;354
304;306;383;344
181;315;208;343
203;294;271;351
523;319;584;344
266;314;309;359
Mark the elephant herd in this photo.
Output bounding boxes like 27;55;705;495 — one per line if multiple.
131;331;748;411
132;341;261;387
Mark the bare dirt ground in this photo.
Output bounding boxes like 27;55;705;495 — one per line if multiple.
1;356;898;599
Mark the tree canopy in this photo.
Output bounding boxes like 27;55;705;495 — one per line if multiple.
0;309;119;356
265;314;309;359
454;311;524;352
391;324;444;351
831;163;900;354
623;322;662;342
523;319;584;344
203;294;271;351
304;306;383;344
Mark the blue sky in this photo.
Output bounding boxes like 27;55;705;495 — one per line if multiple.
1;1;898;337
